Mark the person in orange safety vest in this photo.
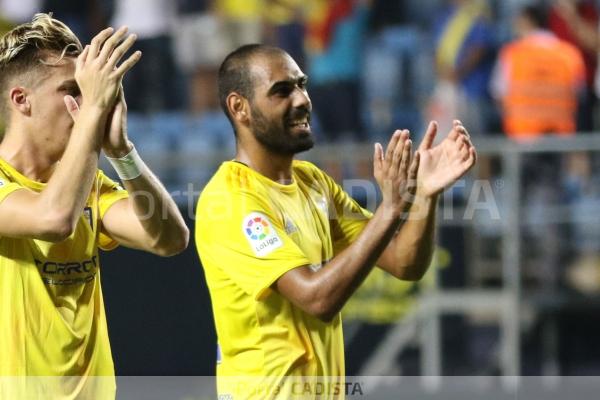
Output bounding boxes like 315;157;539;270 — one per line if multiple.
490;4;585;139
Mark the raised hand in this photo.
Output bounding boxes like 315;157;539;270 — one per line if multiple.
374;130;420;219
103;86;131;157
416;120;476;197
65;26;140;115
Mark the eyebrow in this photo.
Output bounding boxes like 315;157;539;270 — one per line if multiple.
267;75;308;95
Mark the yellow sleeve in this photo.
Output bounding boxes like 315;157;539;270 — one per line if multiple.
319;169;372;255
196;189;311;301
0;173;21;205
97;170;129;251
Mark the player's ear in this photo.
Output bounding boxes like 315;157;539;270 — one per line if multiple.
9;87;31;116
227;92;249;124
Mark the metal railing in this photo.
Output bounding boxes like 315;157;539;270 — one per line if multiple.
358;133;600;389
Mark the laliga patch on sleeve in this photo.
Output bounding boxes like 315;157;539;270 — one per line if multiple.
242;212;283;257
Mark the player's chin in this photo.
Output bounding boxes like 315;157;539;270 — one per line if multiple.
292;127;313;141
292;135;315;154
283;125;314;150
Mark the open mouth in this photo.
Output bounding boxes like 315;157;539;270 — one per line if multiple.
289;121;310;129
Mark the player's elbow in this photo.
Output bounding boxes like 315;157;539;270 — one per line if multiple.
395;267;426;282
152;226;190;257
315;311;338;323
309;299;340;323
41;213;75;242
276;268;341;323
392;260;430;281
391;247;433;281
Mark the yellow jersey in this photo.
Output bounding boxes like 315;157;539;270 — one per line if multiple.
0;157;128;399
195;160;370;399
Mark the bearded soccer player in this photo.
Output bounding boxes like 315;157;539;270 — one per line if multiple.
0;14;189;398
195;44;476;399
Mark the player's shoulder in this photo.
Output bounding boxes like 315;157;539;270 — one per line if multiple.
0;158;22;188
197;161;265;213
0;171;9;189
0;164;10;184
202;161;259;194
292;159;329;183
95;168;113;183
0;158;14;180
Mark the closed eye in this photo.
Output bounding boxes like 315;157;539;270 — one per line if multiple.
58;80;81;97
66;87;80;97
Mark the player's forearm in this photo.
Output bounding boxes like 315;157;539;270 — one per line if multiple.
381;193;438;280
121;164;189;256
41;106;107;232
305;206;403;321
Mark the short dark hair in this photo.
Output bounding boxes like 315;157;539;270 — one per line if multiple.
520;4;547;29
218;44;288;129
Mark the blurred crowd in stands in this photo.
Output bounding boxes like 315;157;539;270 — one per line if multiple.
3;2;600;372
2;0;600;142
3;0;600;252
2;1;600;222
2;0;600;322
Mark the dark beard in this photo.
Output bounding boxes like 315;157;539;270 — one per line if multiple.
250;104;314;155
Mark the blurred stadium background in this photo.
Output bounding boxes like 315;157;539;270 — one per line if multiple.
3;0;600;397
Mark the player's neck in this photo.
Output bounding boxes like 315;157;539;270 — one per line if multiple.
0;130;57;183
235;146;294;184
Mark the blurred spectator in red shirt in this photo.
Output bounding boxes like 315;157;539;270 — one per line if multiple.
549;0;599;131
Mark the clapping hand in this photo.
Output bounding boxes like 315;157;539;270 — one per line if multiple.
373;130;420;219
415;120;476;197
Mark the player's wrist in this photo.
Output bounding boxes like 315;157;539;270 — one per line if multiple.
415;183;441;200
378;200;405;223
104;141;134;159
78;101;113;117
105;143;144;180
409;191;439;216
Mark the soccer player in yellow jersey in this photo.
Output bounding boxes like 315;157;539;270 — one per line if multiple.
0;14;189;398
195;44;476;399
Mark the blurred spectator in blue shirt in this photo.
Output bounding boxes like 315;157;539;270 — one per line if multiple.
361;0;428;141
429;0;496;135
307;0;370;143
41;0;105;43
263;0;306;69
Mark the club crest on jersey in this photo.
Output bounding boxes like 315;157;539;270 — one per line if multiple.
83;207;93;230
0;178;5;187
243;212;282;257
